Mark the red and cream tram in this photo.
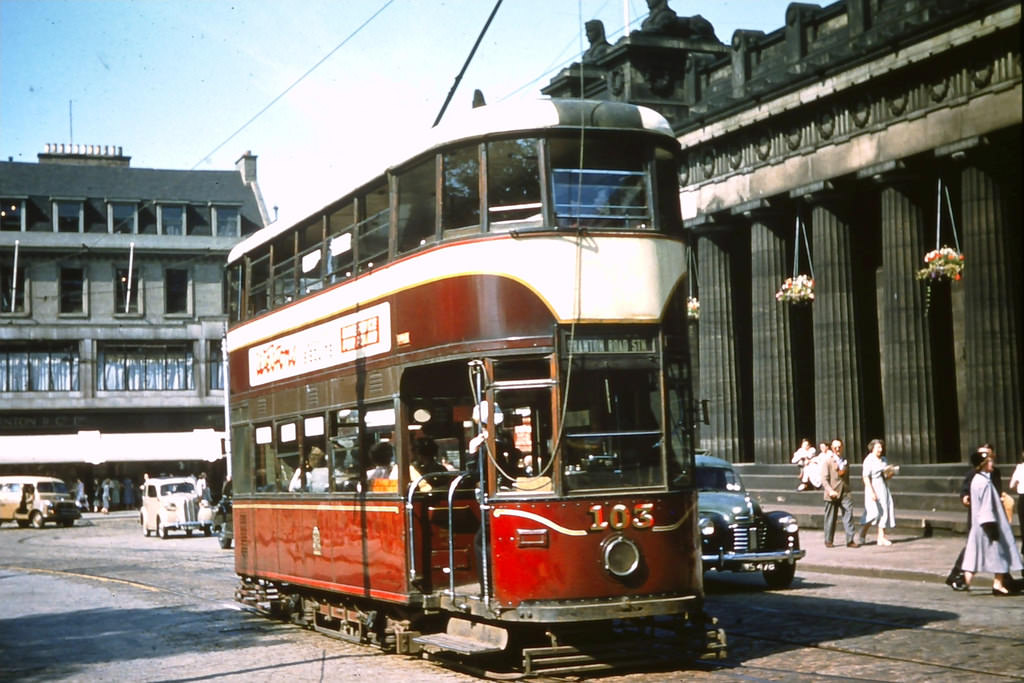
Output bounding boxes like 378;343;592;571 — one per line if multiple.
225;98;724;673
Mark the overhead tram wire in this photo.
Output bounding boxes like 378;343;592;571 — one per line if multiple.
190;0;395;170
431;0;504;128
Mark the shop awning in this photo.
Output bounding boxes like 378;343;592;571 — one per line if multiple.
0;429;226;465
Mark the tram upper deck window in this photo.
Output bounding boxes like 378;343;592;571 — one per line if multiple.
486;138;542;230
327;202;355;284
247;248;270;318
443;145;481;235
548;135;651;230
396;158;437;254
298;219;324;296
654;145;682;234
560;345;664;492
357;184;389;273
227;262;244;323
271;233;296;307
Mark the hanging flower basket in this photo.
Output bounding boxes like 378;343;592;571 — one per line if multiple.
687;297;700;320
916;246;964;282
776;274;815;304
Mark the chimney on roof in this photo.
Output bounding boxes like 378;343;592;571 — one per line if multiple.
38;143;130;167
236;150;258;185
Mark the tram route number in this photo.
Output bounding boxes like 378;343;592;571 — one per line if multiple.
588;503;654;531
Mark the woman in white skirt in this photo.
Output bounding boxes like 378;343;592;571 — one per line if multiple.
857;439;896;546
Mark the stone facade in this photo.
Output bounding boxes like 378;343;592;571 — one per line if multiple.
545;0;1021;463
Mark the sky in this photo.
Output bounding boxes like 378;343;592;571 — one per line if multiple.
2;0;792;226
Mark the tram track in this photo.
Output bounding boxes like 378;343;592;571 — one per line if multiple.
5;523;1022;682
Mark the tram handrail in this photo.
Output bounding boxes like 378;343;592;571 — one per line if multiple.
446;472;473;598
404;470;461;587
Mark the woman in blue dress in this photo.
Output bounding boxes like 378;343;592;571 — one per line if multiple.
857;439;895;546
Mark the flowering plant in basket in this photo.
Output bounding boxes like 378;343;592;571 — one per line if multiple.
776;274;815;304
916;246;964;282
687;297;700;320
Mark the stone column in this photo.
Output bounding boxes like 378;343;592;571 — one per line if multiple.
810;201;869;451
697;232;742;462
749;217;798;463
877;180;938;463
960;158;1023;458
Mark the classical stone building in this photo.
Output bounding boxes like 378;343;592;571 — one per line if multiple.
0;145;268;486
546;0;1021;464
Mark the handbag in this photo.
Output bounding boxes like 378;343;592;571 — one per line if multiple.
1001;491;1015;522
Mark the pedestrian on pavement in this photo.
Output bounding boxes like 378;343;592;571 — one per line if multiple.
961;449;1023;595
100;477;111;514
821;438;858;548
1009;452;1024;558
122;476;135;509
110;477;121;510
792;438;817;491
857;438;896;546
946;444;1002;590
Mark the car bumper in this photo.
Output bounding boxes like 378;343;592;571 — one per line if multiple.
702;547;806;570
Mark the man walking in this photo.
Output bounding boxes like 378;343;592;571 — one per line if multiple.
822;439;859;548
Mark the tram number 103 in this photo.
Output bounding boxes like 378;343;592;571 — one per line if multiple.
588;503;655;531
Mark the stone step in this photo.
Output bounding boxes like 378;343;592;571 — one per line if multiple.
752;487;969;513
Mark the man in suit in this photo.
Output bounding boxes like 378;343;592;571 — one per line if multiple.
822;438;859;548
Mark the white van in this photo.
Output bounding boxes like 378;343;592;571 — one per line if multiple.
0;476;81;528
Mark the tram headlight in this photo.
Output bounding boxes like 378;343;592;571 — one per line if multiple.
601;535;641;578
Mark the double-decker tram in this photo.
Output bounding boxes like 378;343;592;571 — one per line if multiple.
225;98;725;675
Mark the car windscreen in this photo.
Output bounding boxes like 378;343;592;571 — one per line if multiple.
160;483;195;495
35;482;68;494
696;466;744;492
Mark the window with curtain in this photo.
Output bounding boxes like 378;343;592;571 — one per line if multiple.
96;343;194;391
0;343;79;391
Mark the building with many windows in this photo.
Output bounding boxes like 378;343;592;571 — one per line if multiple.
0;144;268;492
545;0;1021;465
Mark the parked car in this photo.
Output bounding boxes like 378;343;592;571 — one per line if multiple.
140;476;213;538
696;453;805;588
0;475;81;528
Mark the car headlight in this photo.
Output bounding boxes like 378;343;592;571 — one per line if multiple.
777;514;799;534
698;515;716;536
164;502;177;511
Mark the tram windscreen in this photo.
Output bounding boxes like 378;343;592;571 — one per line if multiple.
549;136;651;230
561;355;664;491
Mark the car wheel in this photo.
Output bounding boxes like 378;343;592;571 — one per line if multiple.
158;517;168;539
30;511;44;529
16;519;30;528
204;526;212;537
61;520;74;527
763;561;796;589
218;531;232;550
186;529;194;538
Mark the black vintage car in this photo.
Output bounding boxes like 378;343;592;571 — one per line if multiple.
697;453;805;588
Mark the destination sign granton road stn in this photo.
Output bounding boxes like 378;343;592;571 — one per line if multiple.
566;337;656;354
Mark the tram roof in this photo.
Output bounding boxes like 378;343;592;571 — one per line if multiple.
228;98;676;264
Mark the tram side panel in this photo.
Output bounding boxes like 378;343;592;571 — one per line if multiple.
237;501;411;601
489;494;700;608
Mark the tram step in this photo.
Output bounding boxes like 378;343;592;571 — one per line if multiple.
414;617;508;655
522;646;641;676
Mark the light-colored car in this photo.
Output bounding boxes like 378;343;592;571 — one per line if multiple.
139;476;213;538
0;475;81;528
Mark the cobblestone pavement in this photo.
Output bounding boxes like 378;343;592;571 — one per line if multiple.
1;513;1021;682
